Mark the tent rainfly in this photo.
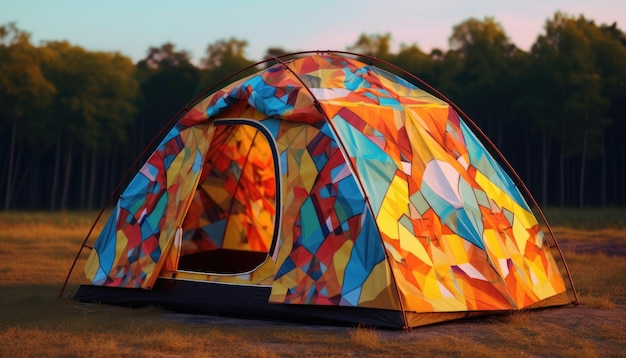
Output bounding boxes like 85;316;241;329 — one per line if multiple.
67;51;577;329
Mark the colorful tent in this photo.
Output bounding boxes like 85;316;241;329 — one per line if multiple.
72;52;575;328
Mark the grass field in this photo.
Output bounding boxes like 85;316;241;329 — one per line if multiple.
0;210;624;357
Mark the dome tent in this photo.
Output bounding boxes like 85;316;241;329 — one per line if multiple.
67;51;576;329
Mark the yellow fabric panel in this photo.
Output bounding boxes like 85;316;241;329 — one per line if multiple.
473;168;566;300
512;216;530;254
533;271;565;300
358;260;400;310
392;258;467;312
440;233;469;265
399;224;433;266
530;255;550;284
160;256;276;286
298;151;317;193
405;109;436;169
475;171;535;238
254;205;274;244
405;311;482;328
223;214;247;250
428;246;467;310
483;228;505;259
83;248;100;282
115;230;129;263
524;290;570;309
544;251;567;294
391;264;433;312
377;175;409;241
162;227;181;272
138;253;157;276
516;202;541;228
331;240;353;287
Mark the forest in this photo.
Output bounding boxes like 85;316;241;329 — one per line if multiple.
1;12;625;210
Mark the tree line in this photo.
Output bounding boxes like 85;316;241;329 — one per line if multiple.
1;12;625;211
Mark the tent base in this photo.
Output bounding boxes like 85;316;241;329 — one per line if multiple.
74;280;572;329
74;279;406;329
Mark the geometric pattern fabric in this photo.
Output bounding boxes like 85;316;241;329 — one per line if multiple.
84;53;568;319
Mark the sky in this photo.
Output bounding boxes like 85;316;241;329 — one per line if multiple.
2;0;625;64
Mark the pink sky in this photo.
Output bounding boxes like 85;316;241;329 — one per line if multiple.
2;0;624;63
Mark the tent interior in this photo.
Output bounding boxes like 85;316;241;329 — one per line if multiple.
177;120;278;274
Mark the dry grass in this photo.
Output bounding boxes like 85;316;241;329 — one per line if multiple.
349;324;380;349
0;211;101;286
503;310;534;326
578;294;616;309
566;251;626;305
1;211;625;357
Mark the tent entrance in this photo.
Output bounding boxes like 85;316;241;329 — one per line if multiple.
178;119;279;274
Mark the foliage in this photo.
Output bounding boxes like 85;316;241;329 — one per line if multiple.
0;24;57;211
197;38;257;95
136;42;193;70
0;23;55;129
201;37;250;70
347;33;393;60
1;12;626;210
132;42;199;157
42;41;138;150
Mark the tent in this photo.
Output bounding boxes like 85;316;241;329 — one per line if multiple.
69;51;576;329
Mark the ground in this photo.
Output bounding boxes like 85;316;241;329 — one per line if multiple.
156;236;626;356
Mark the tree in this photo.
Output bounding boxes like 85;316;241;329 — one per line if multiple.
0;23;55;210
137;42;193;70
41;41;138;210
446;18;519;144
83;52;138;209
133;43;200;158
510;51;553;205
531;13;613;207
596;23;626;206
201;38;250;70
391;44;435;87
347;33;393;61
197;38;256;94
